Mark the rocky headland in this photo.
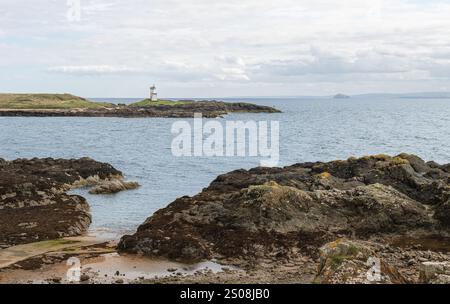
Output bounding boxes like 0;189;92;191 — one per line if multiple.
118;154;450;284
0;157;135;249
0;94;280;118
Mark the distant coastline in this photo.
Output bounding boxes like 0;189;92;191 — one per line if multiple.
185;92;450;100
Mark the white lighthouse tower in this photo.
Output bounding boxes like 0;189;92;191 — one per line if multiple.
150;85;158;101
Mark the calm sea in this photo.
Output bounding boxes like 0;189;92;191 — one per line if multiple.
1;97;449;238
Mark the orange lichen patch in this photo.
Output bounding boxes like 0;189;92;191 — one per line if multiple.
391;156;410;165
359;154;410;166
360;154;392;161
317;172;332;179
327;239;343;249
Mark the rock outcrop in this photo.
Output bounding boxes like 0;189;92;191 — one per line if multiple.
89;179;140;195
0;101;280;118
0;157;125;248
420;261;450;284
315;239;408;284
118;154;450;273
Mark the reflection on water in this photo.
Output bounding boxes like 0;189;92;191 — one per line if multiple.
83;253;239;282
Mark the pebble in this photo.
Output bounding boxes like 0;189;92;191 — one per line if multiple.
80;274;90;282
51;277;62;284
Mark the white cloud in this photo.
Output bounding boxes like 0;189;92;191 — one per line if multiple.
47;65;142;75
215;68;250;81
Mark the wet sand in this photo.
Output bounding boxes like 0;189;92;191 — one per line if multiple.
0;235;240;284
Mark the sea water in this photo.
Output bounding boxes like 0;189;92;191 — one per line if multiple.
0;97;449;238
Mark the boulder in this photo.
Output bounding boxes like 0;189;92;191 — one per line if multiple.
315;239;408;284
118;154;449;263
89;179;140;195
419;261;450;284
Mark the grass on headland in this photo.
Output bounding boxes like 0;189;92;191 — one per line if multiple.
0;93;114;109
129;99;192;107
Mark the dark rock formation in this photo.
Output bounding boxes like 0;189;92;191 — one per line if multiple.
118;154;450;263
0;101;280;118
0;157;122;248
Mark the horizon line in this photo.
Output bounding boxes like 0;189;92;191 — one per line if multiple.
86;91;450;99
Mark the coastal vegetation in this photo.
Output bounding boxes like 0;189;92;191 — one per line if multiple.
129;99;191;107
0;93;191;109
0;93;113;109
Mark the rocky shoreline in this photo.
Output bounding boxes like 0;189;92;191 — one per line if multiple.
1;154;449;284
0;157;135;249
118;154;450;283
0;101;280;118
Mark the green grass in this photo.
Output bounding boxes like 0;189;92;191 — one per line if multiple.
329;255;350;269
129;99;192;107
0;93;114;109
248;181;282;192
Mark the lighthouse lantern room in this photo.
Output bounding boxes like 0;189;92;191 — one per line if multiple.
150;85;158;101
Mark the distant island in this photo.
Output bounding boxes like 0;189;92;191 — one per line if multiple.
333;93;351;99
0;93;280;118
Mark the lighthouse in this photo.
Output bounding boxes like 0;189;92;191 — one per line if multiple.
150;85;158;101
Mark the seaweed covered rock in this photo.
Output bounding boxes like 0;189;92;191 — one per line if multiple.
0;157;122;248
119;154;449;263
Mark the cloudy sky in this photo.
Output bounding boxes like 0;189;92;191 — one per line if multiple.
1;0;450;97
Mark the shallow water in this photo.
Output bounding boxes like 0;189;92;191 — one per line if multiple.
82;253;235;282
391;236;450;253
0;97;449;238
0;252;234;284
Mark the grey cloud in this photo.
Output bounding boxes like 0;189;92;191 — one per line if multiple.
47;65;143;75
251;48;410;78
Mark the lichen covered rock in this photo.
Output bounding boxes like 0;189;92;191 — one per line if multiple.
315;239;408;284
420;261;450;284
119;154;449;264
